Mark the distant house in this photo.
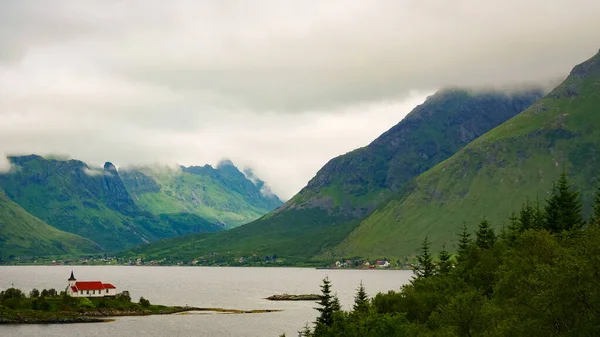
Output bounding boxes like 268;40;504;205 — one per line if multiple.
375;260;390;268
65;271;117;297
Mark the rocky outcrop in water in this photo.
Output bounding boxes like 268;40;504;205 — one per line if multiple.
266;294;320;301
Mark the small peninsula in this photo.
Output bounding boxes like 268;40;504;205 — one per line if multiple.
1;272;280;325
0;287;281;324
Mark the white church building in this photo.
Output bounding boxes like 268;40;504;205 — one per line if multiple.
66;271;117;297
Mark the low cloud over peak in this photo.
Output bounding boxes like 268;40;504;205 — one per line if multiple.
1;0;598;198
0;156;11;173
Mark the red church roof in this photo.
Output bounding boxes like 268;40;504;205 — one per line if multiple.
103;283;116;289
75;281;105;291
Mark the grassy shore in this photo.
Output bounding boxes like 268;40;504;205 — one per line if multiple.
0;288;280;324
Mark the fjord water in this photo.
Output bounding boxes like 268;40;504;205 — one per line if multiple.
0;266;412;337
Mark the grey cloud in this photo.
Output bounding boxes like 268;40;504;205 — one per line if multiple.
0;156;11;173
2;1;599;110
0;93;431;198
243;167;278;199
1;0;599;197
83;168;110;177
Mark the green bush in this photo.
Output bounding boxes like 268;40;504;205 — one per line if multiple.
0;288;25;302
40;288;58;298
139;297;150;308
116;291;131;302
40;300;51;311
29;289;40;298
78;297;95;309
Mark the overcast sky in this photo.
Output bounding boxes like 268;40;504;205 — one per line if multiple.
1;0;599;199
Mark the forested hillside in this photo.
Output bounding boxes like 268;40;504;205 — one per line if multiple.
298;174;600;336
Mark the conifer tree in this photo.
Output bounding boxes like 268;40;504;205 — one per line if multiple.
519;198;536;230
353;281;369;313
315;277;337;327
297;324;312;337
544;171;584;232
414;236;435;278
331;294;341;312
437;244;453;275
506;212;521;244
532;198;546;230
475;218;496;249
457;223;472;262
508;212;520;232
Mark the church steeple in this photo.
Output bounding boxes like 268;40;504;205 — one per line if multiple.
68;271;76;287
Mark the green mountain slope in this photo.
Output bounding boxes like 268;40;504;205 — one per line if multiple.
125;88;543;263
330;49;600;259
0;192;101;260
286;88;543;217
0;155;222;251
120;161;283;228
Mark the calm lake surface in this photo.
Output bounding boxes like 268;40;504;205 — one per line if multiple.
0;266;413;337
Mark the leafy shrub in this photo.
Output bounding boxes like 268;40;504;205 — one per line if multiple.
139;297;150;308
0;288;25;301
40;300;51;311
29;289;40;298
116;291;131;302
40;288;58;298
78;297;95;309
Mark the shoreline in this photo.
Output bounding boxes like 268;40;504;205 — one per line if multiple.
0;264;412;271
0;306;282;325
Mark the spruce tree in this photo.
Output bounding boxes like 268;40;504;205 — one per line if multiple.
353;281;369;313
331;294;341;312
544;171;584;232
508;212;520;232
533;198;546;230
315;277;336;327
519;198;536;231
475;218;496;250
297;324;312;337
414;236;435;278
437;244;453;275
457;223;472;262
506;212;521;244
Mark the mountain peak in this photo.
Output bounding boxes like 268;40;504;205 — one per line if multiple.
216;159;235;169
103;162;117;173
568;48;600;79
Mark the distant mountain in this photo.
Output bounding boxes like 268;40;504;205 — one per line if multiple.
0;191;101;260
327;49;600;258
120;160;283;228
0;155;223;251
286;88;544;217
126;87;544;263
